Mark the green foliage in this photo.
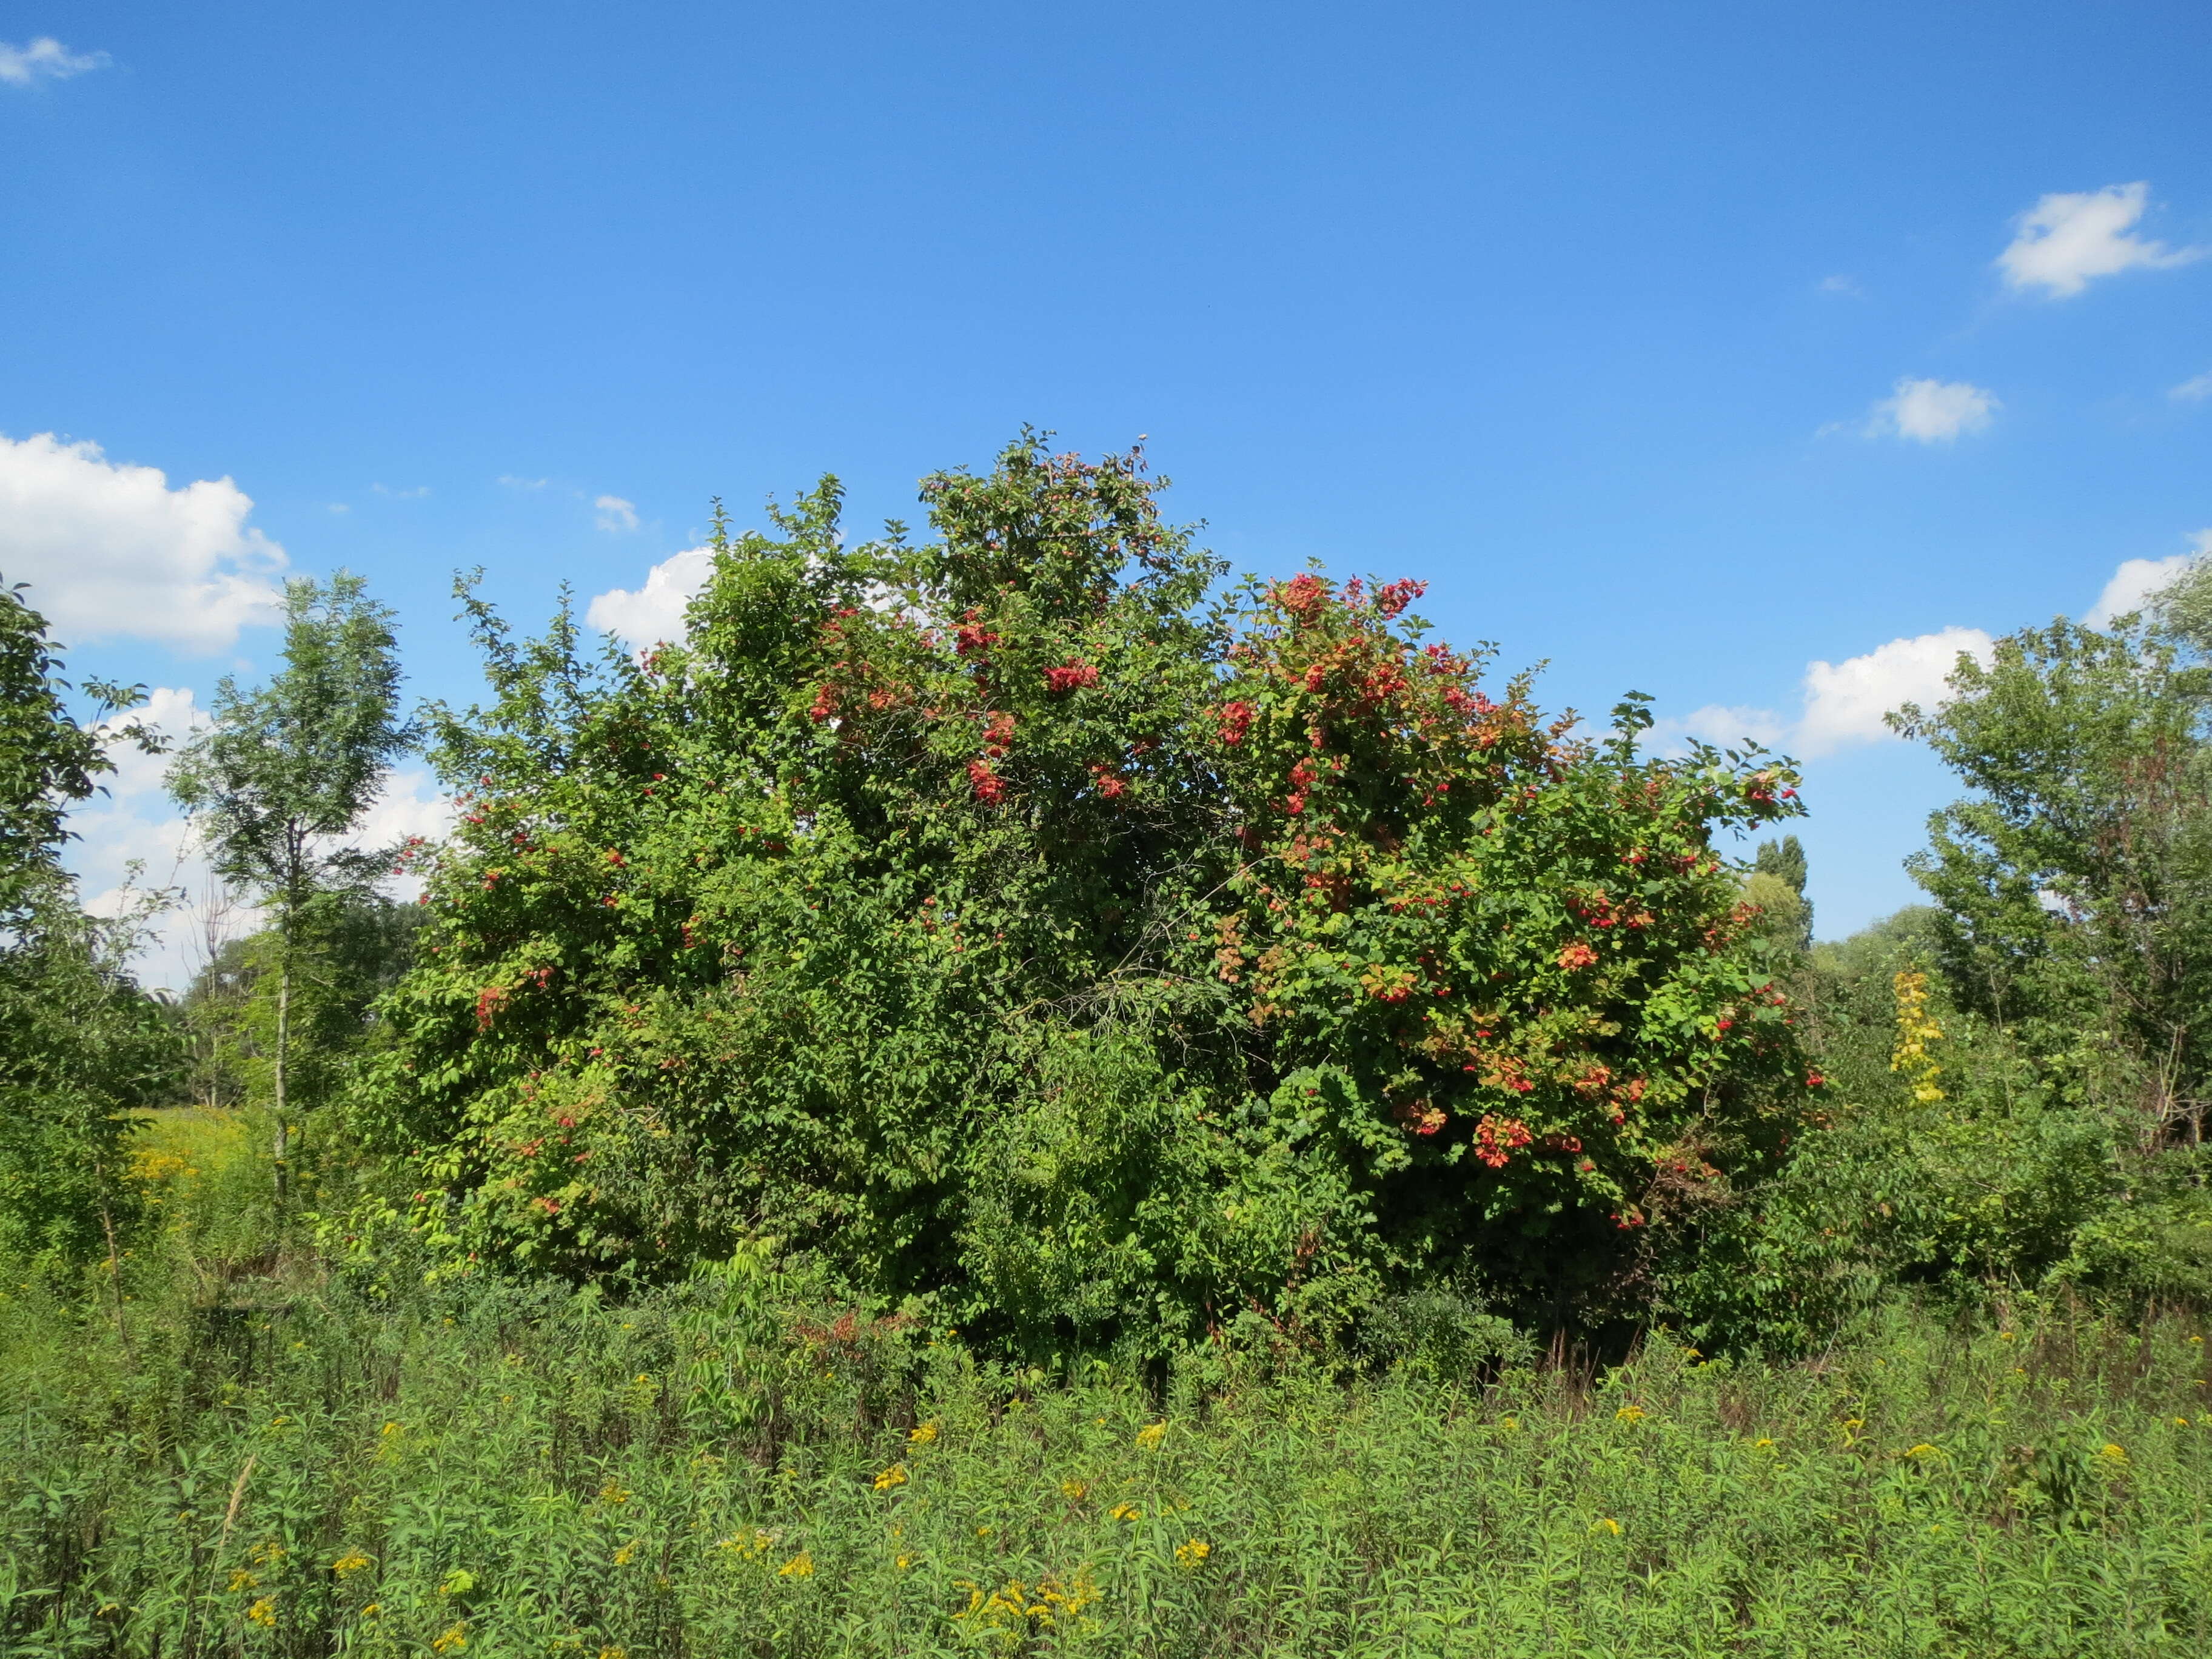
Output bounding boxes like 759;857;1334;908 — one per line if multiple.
363;435;1808;1350
0;577;178;1272
1673;903;2212;1353
6;1241;2212;1656
1895;615;2212;1136
0;878;178;1268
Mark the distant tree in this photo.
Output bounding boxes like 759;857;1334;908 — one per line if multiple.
169;574;412;1210
178;898;422;1116
1746;834;1812;952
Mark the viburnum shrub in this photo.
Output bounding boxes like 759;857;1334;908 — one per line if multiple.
361;434;1808;1352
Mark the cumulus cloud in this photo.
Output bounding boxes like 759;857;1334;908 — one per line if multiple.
1641;705;1791;757
1997;182;2203;298
0;432;287;651
1817;274;1863;297
2084;531;2212;627
0;37;108;84
1799;628;1995;753
1867;378;2000;443
1643;631;1995;763
595;494;640;532
586;545;714;645
2171;370;2212;403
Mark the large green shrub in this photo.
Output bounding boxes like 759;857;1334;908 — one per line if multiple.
361;437;1808;1352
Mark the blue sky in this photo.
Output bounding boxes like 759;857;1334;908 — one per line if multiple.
4;2;2208;982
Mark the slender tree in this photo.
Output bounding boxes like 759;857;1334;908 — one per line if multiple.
169;574;412;1210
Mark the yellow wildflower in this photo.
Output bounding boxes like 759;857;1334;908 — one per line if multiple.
612;1543;636;1566
247;1598;276;1628
1890;970;1945;1102
874;1464;908;1491
431;1623;468;1652
2100;1442;2129;1465
598;1649;629;1659
1109;1501;1142;1521
1175;1538;1212;1569
1591;1517;1621;1536
1903;1443;1943;1460
227;1570;260;1594
896;1553;915;1570
1754;1437;1775;1450
1136;1421;1167;1449
361;1603;381;1618
380;1421;402;1436
1615;1405;1646;1424
598;1479;632;1506
1499;1415;1519;1432
908;1420;939;1445
779;1552;814;1578
1060;1478;1091;1501
333;1550;372;1576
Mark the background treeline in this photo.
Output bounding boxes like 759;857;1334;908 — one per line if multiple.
6;437;2212;1652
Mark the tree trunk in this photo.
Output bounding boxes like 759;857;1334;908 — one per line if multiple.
273;922;291;1216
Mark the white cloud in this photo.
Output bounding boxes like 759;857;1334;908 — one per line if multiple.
1817;274;1863;297
595;494;640;532
1997;182;2204;298
2171;370;2212;403
498;474;550;489
1866;378;2000;443
2084;532;2212;627
586;545;713;645
0;432;287;651
1641;704;1791;758
371;482;429;500
1800;628;1995;753
0;37;108;84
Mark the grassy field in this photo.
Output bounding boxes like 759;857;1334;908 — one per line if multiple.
5;1115;2212;1657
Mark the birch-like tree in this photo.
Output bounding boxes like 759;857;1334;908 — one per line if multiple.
170;573;411;1212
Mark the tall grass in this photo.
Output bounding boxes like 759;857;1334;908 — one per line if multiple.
5;1114;2211;1656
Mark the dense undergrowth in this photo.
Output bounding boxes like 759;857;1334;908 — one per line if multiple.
7;1113;2212;1658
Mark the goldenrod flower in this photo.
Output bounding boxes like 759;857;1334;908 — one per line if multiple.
2100;1442;2129;1465
598;1479;631;1506
1890;971;1945;1102
612;1543;636;1566
247;1598;276;1628
1109;1501;1142;1521
1175;1538;1212;1569
226;1570;259;1594
1615;1405;1646;1424
1060;1478;1090;1501
874;1464;908;1491
778;1552;814;1578
1590;1517;1621;1536
333;1550;372;1576
1135;1421;1167;1449
431;1622;469;1652
908;1420;939;1445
